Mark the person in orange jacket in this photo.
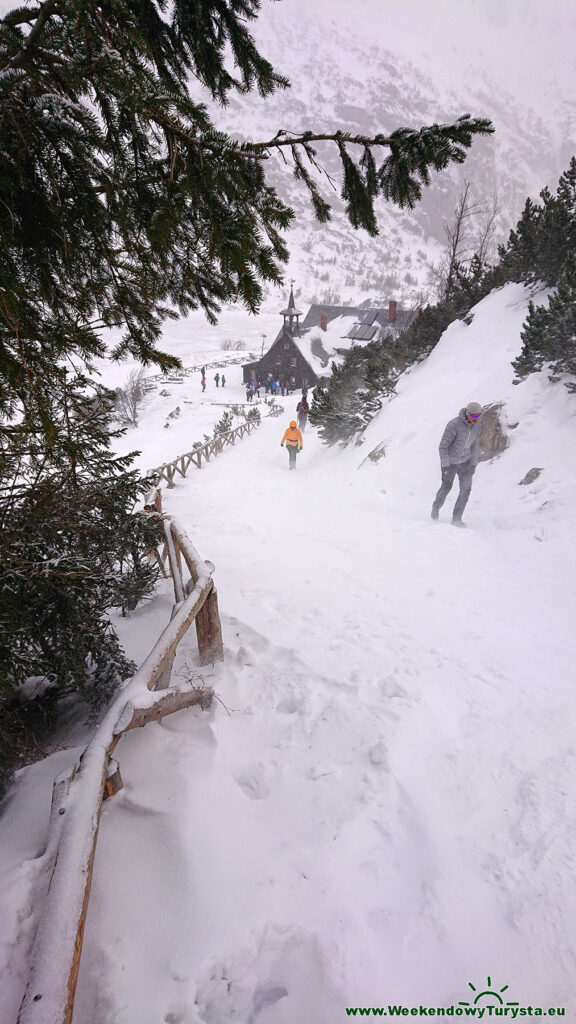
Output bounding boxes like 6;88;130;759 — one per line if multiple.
281;420;303;470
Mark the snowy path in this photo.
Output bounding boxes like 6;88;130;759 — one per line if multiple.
73;378;576;1023
3;286;575;1024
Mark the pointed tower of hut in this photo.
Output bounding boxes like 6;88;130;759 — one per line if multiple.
280;285;302;337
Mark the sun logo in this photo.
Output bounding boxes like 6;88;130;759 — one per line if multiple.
459;977;519;1008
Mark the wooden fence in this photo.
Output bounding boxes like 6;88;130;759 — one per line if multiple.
144;353;250;391
18;516;223;1024
150;419;258;487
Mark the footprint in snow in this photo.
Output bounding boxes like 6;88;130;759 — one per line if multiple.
247;985;289;1023
276;696;300;715
235;769;270;800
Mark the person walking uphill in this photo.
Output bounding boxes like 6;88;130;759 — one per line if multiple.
281;420;303;470
431;402;483;527
296;396;309;431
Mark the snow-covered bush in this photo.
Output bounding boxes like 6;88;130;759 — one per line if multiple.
220;338;246;351
114;368;148;427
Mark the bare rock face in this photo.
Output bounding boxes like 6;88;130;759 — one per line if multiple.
520;467;544;485
478;403;510;462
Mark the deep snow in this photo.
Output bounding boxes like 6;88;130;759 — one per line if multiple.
1;283;575;1024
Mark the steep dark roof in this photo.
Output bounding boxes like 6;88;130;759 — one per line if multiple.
301;304;368;331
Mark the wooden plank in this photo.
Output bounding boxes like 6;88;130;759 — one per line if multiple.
163;521;184;604
169;519;204;586
124;686;213;730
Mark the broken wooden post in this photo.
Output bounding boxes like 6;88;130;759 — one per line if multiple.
104;759;123;799
196;584;224;665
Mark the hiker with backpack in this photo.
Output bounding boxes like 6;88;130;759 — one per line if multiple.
296;396;309;431
280;420;303;470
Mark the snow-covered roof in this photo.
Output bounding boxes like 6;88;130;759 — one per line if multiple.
292;313;359;375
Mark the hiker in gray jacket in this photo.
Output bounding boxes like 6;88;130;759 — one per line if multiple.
431;402;483;527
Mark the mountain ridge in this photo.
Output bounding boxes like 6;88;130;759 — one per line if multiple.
203;5;574;308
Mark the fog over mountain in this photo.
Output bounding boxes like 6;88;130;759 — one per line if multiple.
207;0;576;308
2;0;573;309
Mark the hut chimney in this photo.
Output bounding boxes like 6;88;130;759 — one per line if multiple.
388;300;397;323
320;312;328;332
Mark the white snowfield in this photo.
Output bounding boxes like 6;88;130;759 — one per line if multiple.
1;283;576;1024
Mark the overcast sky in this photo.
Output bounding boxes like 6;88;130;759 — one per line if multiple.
263;0;576;120
1;0;574;122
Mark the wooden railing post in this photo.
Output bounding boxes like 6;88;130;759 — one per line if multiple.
195;584;224;665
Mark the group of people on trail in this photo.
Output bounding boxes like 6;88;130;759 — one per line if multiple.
279;396;484;528
266;376;293;397
200;367;225;392
246;379;260;401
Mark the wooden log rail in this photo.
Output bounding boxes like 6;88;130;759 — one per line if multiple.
18;517;224;1024
150;419;259;487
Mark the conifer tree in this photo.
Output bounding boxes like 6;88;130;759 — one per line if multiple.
0;0;494;771
497;198;542;283
510;158;576;388
0;372;162;711
309;340;397;445
498;159;576;288
0;0;493;430
512;264;576;386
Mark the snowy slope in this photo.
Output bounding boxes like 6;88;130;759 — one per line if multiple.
2;284;576;1024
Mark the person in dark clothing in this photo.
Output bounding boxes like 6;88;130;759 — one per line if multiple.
296;397;309;432
431;402;483;527
221;374;226;387
214;372;220;387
